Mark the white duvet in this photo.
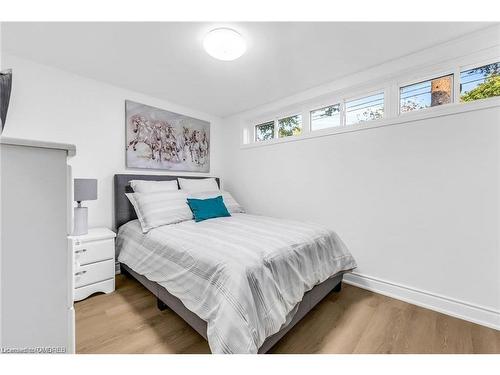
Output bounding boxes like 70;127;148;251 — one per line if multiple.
116;213;356;353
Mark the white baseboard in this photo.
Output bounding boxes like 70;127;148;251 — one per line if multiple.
343;272;500;331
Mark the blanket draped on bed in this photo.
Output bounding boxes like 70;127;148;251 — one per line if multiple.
117;213;357;354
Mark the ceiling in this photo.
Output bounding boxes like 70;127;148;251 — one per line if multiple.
2;22;493;117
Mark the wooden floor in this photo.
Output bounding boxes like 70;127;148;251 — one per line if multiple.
75;275;500;354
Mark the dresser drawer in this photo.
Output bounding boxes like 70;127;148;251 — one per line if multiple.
74;259;114;288
74;239;114;266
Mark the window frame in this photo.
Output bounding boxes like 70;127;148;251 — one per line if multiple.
398;71;455;115
277;113;303;138
309;103;342;132
254;120;276;142
458;58;500;103
344;90;386;126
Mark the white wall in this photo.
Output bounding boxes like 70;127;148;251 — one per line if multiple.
220;38;500;329
1;55;223;230
221;108;499;329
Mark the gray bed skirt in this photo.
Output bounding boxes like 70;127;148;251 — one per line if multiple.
120;263;344;354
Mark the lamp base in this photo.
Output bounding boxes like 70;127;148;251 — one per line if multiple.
73;206;88;236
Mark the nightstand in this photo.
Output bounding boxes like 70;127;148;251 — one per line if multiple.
69;227;116;301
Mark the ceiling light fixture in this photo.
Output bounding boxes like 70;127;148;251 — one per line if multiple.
203;28;246;61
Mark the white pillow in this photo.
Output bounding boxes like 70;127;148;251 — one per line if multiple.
130;179;178;193
126;190;192;233
188;190;244;214
178;177;219;193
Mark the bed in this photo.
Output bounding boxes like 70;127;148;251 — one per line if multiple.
114;174;356;354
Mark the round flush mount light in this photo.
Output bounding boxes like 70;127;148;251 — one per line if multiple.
203;28;246;61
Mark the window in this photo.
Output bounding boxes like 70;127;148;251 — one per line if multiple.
460;62;500;102
278;114;302;138
310;104;341;131
246;55;500;146
345;93;384;125
400;74;453;113
255;121;275;142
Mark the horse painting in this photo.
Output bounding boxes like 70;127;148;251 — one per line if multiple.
125;100;210;172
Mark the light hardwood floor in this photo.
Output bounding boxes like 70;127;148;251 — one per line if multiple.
75;275;500;354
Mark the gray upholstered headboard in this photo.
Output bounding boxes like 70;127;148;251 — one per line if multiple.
114;174;220;229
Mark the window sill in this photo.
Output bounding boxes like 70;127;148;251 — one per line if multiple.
240;97;500;150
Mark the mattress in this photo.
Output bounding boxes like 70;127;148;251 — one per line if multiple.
116;213;357;353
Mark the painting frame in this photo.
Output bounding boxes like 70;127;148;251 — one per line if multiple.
125;100;210;173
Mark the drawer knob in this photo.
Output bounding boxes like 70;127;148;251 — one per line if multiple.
75;249;87;254
75;270;87;276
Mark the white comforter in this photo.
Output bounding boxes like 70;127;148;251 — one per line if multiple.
116;213;356;353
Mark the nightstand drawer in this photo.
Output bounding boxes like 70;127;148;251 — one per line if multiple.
74;259;114;288
74;279;114;302
74;239;114;266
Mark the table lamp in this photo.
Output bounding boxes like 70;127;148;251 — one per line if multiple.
73;178;97;235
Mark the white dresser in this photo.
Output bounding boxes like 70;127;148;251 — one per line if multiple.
0;136;76;353
70;228;116;301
